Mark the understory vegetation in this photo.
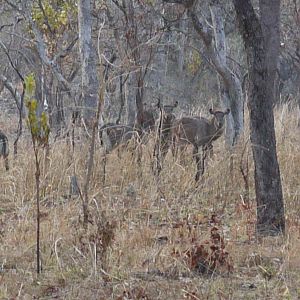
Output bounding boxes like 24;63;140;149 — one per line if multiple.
0;104;299;299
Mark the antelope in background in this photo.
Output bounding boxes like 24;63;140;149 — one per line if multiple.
99;103;157;183
172;108;230;181
0;130;9;171
99;103;156;154
99;123;139;154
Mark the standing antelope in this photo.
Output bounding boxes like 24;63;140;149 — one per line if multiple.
99;123;140;154
99;104;157;183
99;104;156;154
0;130;9;171
172;108;230;181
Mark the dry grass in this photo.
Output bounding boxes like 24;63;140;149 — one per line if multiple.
0;104;299;299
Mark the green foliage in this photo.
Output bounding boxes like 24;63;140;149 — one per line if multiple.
25;73;50;147
187;50;202;75
31;0;77;34
25;72;36;96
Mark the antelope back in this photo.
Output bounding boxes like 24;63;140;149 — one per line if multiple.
172;107;230;147
100;123;138;153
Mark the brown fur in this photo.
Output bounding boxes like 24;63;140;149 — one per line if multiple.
172;108;230;181
100;106;156;154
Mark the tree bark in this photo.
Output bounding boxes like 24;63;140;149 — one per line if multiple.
78;0;99;127
209;3;243;146
233;0;285;236
259;0;281;106
163;0;244;145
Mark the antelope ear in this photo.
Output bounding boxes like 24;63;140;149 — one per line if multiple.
225;108;230;115
174;101;178;108
209;108;214;115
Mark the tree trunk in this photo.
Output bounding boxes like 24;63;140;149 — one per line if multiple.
177;11;187;73
126;0;145;128
78;0;99;127
185;0;244;146
210;3;242;146
126;74;137;125
233;0;285;236
260;0;281;106
135;70;145;128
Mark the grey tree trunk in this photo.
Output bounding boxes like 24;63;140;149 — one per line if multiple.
78;0;99;127
210;3;241;146
186;0;244;145
233;0;285;236
260;0;281;106
177;11;187;73
126;76;137;126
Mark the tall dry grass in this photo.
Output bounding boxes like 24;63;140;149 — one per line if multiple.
0;104;299;299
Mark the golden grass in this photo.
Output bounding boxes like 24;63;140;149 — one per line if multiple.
0;104;299;299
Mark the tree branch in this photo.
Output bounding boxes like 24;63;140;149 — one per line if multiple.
0;74;24;114
163;0;195;7
188;10;212;46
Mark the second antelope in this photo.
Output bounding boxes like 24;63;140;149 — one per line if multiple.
99;105;156;154
172;108;230;181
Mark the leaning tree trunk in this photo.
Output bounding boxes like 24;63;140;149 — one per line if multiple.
233;0;285;236
78;0;99;128
210;3;243;146
176;0;244;146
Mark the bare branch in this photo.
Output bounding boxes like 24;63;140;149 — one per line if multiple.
0;74;24;114
188;10;212;46
37;0;54;36
163;0;194;6
53;37;78;62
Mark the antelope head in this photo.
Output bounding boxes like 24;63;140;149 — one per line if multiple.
209;108;230;130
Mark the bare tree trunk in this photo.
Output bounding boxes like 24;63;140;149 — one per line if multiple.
116;74;127;124
78;0;100;224
210;3;243;146
177;11;187;73
78;0;99;127
135;70;145;129
126;75;137;125
163;0;244;145
260;0;281;106
233;0;285;236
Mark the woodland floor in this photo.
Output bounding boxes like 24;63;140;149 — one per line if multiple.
0;105;300;299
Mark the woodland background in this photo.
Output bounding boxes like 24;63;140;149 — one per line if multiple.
0;0;300;299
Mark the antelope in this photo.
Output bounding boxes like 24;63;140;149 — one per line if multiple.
0;130;9;171
99;123;140;154
99;104;157;183
172;108;230;181
99;104;156;154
